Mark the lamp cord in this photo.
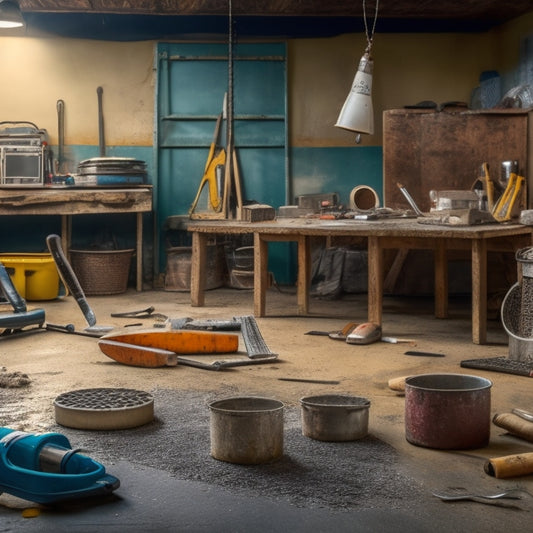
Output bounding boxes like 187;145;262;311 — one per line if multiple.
363;0;379;53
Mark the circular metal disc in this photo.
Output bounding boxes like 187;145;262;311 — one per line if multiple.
54;388;154;430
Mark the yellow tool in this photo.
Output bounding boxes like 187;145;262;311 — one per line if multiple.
492;173;525;221
480;162;494;211
189;112;226;216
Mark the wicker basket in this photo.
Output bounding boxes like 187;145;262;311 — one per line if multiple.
69;249;134;295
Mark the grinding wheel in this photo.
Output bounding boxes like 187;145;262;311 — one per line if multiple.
54;388;154;430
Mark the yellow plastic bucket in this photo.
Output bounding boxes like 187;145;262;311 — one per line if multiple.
0;253;59;300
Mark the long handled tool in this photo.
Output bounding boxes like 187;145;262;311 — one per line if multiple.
46;234;113;334
189;107;226;217
98;329;240;368
221;0;243;220
46;323;104;338
397;182;424;216
56;99;65;174
97;86;105;157
98;315;278;369
0;263;45;335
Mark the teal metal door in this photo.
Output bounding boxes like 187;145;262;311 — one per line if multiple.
155;42;288;280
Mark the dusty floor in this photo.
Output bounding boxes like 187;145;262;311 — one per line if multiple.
1;285;533;531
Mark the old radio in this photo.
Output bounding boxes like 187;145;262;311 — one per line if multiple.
0;121;49;187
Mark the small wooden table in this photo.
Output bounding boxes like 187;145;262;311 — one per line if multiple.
187;218;532;344
0;187;153;291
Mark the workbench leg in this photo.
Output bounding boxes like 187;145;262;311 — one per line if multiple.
471;238;487;345
190;232;207;307
60;215;70;260
434;240;448;318
367;236;383;325
297;235;310;315
254;233;268;317
136;212;143;291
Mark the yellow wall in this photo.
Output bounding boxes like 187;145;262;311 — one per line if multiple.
0;37;155;146
290;11;532;147
289;32;493;146
0;11;530;148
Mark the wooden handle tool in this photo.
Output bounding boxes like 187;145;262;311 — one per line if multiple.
485;452;533;478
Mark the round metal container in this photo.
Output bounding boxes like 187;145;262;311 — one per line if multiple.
208;397;284;465
300;394;370;442
405;374;492;450
501;282;533;362
54;388;154;430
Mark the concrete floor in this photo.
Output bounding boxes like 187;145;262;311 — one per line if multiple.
1;285;533;531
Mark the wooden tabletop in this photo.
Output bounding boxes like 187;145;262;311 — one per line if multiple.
187;217;532;240
0;186;153;215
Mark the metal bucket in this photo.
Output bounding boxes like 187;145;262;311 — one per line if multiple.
405;374;492;450
501;283;533;363
208;397;284;464
300;394;370;442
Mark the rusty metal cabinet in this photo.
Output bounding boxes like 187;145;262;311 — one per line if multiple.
383;109;531;213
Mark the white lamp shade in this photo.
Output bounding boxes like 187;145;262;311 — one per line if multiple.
335;52;374;135
0;0;24;28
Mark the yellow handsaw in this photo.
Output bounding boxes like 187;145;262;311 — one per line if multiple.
492;173;525;221
189;111;226;215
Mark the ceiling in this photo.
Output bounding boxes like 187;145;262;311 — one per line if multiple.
13;1;533;40
16;1;533;21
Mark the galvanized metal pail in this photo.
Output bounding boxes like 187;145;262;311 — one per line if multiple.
208;397;284;464
300;394;370;442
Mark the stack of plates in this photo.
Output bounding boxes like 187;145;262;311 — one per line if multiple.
75;157;147;186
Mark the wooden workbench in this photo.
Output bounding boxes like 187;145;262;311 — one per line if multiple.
0;187;153;291
187;217;533;344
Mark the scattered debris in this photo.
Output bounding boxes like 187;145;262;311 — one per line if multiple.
381;336;416;344
388;376;408;394
405;350;445;357
485;452;533;479
493;411;533;443
278;378;340;385
346;322;382;345
235;315;278;358
0;367;31;388
111;306;168;321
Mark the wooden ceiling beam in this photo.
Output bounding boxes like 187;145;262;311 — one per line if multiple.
16;0;533;23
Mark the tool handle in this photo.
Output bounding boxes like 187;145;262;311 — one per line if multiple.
97;86;105;157
56;99;65;172
46;234;97;327
485;451;533;478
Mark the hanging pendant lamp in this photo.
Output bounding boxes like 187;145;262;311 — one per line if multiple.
335;0;379;141
0;0;24;29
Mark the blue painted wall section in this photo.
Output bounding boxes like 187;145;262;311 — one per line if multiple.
291;146;383;207
269;145;383;285
0;143;384;286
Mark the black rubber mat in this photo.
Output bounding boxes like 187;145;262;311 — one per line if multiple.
460;357;533;377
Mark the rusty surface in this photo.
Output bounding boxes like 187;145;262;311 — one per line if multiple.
383;110;529;214
405;373;492;450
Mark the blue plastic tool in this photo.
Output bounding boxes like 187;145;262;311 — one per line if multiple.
0;427;119;504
